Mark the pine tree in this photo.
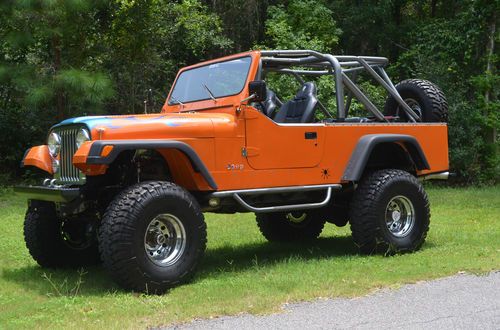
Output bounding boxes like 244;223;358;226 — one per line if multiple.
1;0;114;121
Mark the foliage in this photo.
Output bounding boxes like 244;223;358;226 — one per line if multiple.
0;0;115;116
389;1;499;183
93;0;231;114
0;0;498;184
263;0;341;52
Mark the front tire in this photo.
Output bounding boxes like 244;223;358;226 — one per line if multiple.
24;201;100;268
98;181;206;293
349;169;430;254
256;210;325;242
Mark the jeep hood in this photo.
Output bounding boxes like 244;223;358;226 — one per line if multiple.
52;113;230;140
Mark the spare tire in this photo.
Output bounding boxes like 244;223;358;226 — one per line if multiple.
384;79;448;122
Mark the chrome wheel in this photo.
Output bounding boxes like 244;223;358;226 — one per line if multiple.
385;195;415;238
144;213;186;267
286;212;307;224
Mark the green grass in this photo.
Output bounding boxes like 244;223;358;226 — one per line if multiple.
0;186;499;329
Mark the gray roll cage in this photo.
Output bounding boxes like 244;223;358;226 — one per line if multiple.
259;50;421;122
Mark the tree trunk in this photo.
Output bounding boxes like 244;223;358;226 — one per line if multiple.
52;35;64;121
431;0;437;18
484;15;496;144
393;0;403;26
391;0;404;58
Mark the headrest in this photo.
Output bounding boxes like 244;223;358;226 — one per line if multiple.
295;82;317;99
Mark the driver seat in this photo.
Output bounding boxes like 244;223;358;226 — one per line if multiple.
262;89;282;118
273;82;318;123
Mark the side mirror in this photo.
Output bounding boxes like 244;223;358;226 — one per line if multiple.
248;80;267;102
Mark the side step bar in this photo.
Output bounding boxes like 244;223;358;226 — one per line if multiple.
419;171;450;181
209;184;342;213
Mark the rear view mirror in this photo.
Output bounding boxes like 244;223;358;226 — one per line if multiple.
248;81;267;102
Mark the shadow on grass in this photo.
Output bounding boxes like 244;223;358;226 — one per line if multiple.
199;236;358;277
2;235;362;296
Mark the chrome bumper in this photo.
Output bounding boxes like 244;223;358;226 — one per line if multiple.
14;185;81;203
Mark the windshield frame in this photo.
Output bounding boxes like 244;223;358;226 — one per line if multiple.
167;55;253;106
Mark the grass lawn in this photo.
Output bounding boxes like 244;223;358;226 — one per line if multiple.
0;186;499;328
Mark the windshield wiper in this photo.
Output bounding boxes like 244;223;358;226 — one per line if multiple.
170;95;184;106
202;84;216;101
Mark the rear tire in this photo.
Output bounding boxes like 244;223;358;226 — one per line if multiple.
256;210;325;242
349;169;430;254
385;79;448;122
24;201;100;268
98;181;207;293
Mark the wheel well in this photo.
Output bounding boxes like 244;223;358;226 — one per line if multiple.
135;149;172;182
86;141;218;190
84;149;171;212
342;134;429;182
365;143;416;173
95;149;171;188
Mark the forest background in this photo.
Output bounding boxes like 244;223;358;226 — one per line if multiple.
0;0;498;184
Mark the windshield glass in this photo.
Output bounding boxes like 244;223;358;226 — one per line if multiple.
168;56;252;105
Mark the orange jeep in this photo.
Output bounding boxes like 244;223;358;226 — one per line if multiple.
15;50;449;293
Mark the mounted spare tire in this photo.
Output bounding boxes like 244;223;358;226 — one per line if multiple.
384;79;448;122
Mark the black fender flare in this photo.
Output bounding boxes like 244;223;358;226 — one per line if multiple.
86;140;217;189
342;134;430;182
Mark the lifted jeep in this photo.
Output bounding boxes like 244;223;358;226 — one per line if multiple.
16;50;449;293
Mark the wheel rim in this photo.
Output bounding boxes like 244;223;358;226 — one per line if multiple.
385;195;415;238
144;213;186;267
398;98;422;120
286;212;307;224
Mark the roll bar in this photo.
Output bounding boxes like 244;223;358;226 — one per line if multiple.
260;50;421;122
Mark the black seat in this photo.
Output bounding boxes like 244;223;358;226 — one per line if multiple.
262;89;282;118
273;82;318;123
252;88;282;118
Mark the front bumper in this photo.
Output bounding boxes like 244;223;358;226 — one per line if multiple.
14;185;81;203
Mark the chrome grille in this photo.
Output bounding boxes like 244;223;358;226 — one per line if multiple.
54;126;86;185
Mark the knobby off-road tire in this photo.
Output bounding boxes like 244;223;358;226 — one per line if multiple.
256;210;326;242
349;169;430;254
98;181;207;293
385;79;448;122
24;200;100;268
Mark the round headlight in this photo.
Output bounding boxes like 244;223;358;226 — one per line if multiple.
47;132;61;157
76;129;90;149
